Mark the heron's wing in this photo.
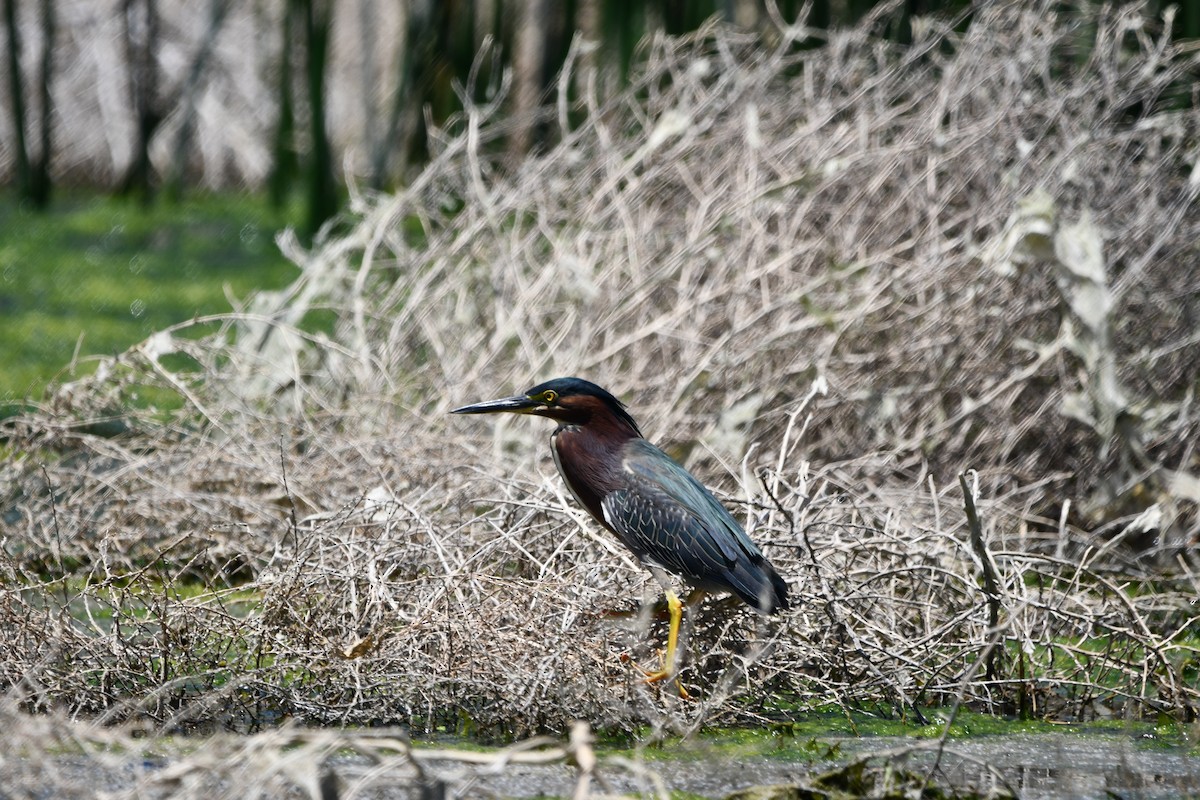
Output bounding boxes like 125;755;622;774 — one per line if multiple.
599;438;763;581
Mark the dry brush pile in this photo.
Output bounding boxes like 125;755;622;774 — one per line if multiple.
3;3;1200;744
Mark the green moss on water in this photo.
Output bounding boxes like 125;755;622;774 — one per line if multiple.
596;710;1191;764
0;193;300;402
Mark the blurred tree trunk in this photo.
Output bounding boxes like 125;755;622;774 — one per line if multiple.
268;0;336;235
269;0;299;209
510;0;548;159
164;0;231;202
302;0;336;235
510;0;569;160
374;0;452;186
357;0;380;187
575;0;599;53
363;0;424;190
369;1;413;190
599;1;644;84
3;0;54;208
474;0;497;50
3;0;31;198
369;0;418;190
266;0;333;235
120;0;161;204
31;0;52;206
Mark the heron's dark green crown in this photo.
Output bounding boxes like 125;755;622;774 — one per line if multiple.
450;377;643;436
523;377;642;435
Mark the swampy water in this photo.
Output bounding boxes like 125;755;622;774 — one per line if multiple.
8;727;1197;798
408;730;1200;799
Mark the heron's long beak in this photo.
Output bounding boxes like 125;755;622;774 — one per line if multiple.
450;395;541;415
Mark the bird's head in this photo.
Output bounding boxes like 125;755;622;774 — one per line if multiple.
451;377;642;435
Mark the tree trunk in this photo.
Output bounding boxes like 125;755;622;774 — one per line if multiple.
302;0;336;235
3;0;54;208
29;0;54;208
269;0;299;210
3;0;31;199
510;0;548;160
119;0;162;204
165;0;231;202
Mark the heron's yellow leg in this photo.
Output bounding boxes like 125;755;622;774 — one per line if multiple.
633;590;688;698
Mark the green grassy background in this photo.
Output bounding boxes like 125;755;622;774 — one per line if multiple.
0;194;299;405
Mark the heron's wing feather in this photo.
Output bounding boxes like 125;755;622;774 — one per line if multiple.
599;439;763;580
626;439;764;559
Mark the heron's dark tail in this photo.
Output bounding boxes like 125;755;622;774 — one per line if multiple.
724;557;789;614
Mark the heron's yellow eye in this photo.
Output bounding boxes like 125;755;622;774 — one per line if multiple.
542;390;558;404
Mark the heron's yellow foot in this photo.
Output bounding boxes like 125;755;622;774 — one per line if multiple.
623;649;670;681
641;658;691;699
620;591;689;698
621;653;689;698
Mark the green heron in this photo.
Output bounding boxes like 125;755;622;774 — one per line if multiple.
452;377;789;688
